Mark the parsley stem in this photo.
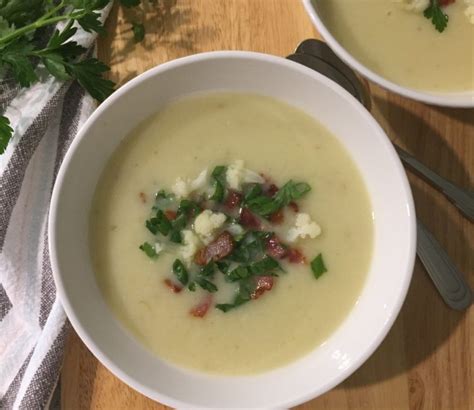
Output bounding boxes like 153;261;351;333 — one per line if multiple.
0;7;88;46
37;2;66;24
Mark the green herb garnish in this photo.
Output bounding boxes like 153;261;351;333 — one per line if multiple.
139;242;158;259
424;0;449;33
172;259;189;285
210;165;227;202
249;256;281;275
311;253;327;279
225;265;252;282
188;282;196;292
246;180;311;217
200;262;215;277
196;277;218;293
146;210;172;236
0;0;145;154
177;199;201;218
216;278;254;312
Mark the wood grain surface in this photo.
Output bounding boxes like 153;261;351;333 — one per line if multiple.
61;1;474;409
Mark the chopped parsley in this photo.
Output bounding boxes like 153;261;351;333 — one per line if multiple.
139;242;158;259
172;259;189;285
424;0;449;33
311;253;327;279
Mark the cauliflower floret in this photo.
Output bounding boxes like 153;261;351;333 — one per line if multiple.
226;160;264;190
193;210;227;244
393;0;429;12
171;177;189;198
287;213;322;243
465;0;474;24
171;168;208;198
180;230;202;266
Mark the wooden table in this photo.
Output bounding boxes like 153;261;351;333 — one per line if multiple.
61;1;474;408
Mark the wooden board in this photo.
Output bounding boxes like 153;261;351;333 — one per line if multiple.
61;1;474;408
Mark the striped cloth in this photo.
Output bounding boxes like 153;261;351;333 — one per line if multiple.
0;6;112;409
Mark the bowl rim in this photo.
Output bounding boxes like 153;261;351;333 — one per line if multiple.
301;0;474;108
49;50;416;408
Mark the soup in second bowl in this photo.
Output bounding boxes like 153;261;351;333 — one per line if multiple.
90;93;373;374
316;0;474;92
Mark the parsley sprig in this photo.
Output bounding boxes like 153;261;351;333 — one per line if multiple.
424;0;449;33
0;0;147;154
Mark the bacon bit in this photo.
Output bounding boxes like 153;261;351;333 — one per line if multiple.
224;189;243;209
194;231;235;266
440;0;455;6
287;248;307;264
265;234;288;259
139;192;147;203
163;278;182;293
165;210;177;220
251;276;274;299
190;294;213;318
267;184;279;197
240;207;261;229
269;208;284;224
288;201;299;213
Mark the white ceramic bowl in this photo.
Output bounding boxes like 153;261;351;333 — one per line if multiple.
302;0;474;108
49;52;416;408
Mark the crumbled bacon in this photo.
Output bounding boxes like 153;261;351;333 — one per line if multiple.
163;278;182;293
269;208;284;224
288;201;299;213
440;0;455;6
194;231;235;266
251;276;274;299
224;189;243;209
239;207;261;229
287;248;307;264
139;192;147;203
190;294;213;317
165;210;177;220
265;234;288;259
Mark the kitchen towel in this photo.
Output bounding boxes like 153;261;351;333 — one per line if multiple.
0;5;111;408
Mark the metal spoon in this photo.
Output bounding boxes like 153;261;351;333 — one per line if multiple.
287;39;472;310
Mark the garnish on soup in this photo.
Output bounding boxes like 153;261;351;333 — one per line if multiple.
138;160;328;317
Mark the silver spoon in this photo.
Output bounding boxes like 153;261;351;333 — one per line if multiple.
287;39;472;310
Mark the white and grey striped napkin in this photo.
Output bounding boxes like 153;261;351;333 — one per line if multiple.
0;6;112;409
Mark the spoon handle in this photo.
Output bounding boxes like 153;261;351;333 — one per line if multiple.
395;145;474;221
416;220;472;310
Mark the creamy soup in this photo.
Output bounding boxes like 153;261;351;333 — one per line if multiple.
90;93;373;375
316;0;474;92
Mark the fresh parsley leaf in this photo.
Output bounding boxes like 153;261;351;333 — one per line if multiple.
0;0;45;26
139;242;158;259
41;53;71;81
131;21;145;42
200;262;215;277
0;115;13;155
0;16;15;38
0;40;37;87
172;259;189;285
274;180;311;207
216;278;254;312
311;253;327;279
196;277;218;293
188;282;196;291
216;261;230;273
246;195;279;216
168;213;187;243
210;165;227;202
66;58;114;102
424;0;448;33
225;265;251;282
177;199;200;218
249;256;281;275
146;210;172;236
244;183;263;202
77;11;105;33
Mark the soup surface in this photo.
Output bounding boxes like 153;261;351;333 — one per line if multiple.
90;93;373;374
316;0;474;92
